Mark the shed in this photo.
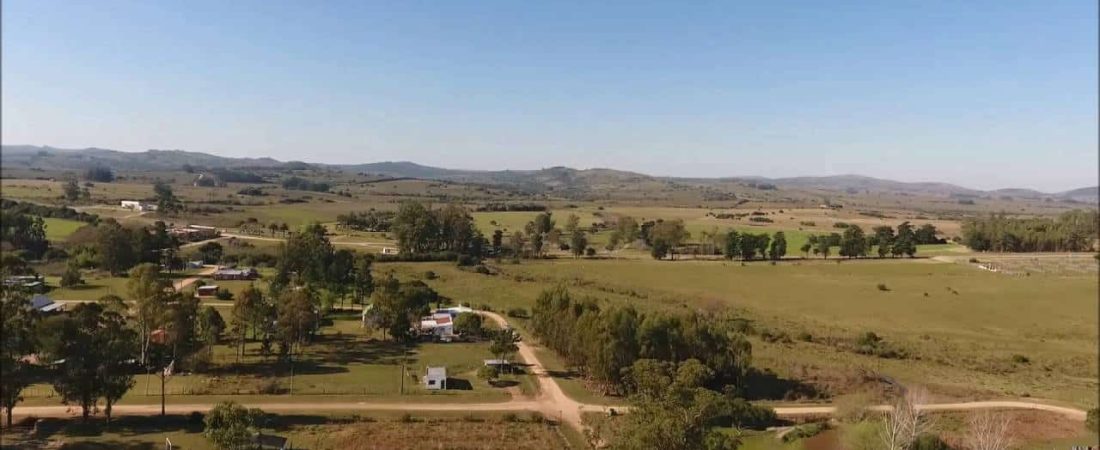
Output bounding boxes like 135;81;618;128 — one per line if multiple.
424;366;447;390
196;285;219;297
29;295;63;313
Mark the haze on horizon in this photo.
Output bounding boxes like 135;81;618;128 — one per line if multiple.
2;1;1097;192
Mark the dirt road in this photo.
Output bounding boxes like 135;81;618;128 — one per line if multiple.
173;265;217;291
220;232;392;249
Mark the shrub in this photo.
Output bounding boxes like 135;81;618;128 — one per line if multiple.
585;247;596;257
1011;354;1030;364
60;266;83;288
911;433;952;450
1087;407;1098;431
398;413;413;423
215;288;234;301
968;257;980;263
782;422;827;442
796;331;813;342
474;265;491;275
203;402;265;450
506;307;529;319
423;270;437;280
877;283;889;291
258;379;282;394
477;365;498;380
501;413;519;423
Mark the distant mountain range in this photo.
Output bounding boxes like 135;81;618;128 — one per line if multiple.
2;145;1096;202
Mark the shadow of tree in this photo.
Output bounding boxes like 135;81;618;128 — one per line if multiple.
743;368;823;401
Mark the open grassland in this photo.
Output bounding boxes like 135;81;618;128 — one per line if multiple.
384;258;1098;407
1;411;571;450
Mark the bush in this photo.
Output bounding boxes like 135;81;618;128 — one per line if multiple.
968;257;980;263
423;270;437;280
796;331;813;342
1087;407;1098;432
911;433;953;450
877;283;889;291
477;365;498;380
782;422;827;442
506;307;529;319
60;266;83;288
258;379;282;394
1011;354;1030;364
215;288;234;301
585;247;596;257
473;265;491;275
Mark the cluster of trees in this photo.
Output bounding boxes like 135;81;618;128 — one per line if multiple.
336;210;395;232
1;199;99;223
87;220;181;275
799;222;929;259
0;264;228;425
61;179;92;202
391;202;484;256
722;231;785;261
961;210;1097;252
361;275;439;342
530;286;751;395
0;212;49;260
84;166;114;182
280;176;330;192
271;223;375;308
153;181;183;215
475;203;547;212
209;168;265;183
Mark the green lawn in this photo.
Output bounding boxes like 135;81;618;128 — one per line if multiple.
42;217;88;242
383;257;1098;407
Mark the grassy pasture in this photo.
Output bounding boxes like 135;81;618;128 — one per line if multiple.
384;258;1097;407
42;217;86;241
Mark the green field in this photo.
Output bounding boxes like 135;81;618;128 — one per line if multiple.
384;258;1098;407
41;217;87;241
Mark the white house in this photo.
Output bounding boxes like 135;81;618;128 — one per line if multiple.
121;200;157;212
424;366;447;390
419;314;454;341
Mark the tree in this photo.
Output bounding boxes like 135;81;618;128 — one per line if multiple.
98;306;137;424
203;401;267;450
128;263;170;365
326;249;355;308
96;220;137;275
534;211;555;235
873;226;895;258
276;289;318;351
893;222;917;258
799;242;812;257
489;328;520;368
570;230;588;258
199;306;226;345
769;231;787;260
231;285;265;362
617;216;640;243
840;225;868;258
197;241;224;264
964;410;1012;450
722;231;740;260
0;213;49;260
60;263;84;287
63;178;82;202
879;387;932;450
1;289;37;426
277;223;333;287
564;214;581;235
650;220;689;260
38;302;135;421
491;229;504;255
509;231;526;258
153;181;183;215
453;313;484;339
352;254;374;304
84;166;114;183
815;236;831;259
611;361;734;450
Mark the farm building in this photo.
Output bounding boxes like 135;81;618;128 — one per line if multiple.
424;366;447;390
169;225;220;242
120;200;157;212
213;267;258;280
381;247;399;255
196;285;219;297
4;275;46;292
434;305;475;318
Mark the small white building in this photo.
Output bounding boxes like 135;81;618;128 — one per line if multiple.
381;247;399;255
121;200;157;212
424;366;447;390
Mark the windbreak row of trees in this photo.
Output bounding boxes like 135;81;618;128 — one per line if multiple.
530;286;751;395
335;209;395;232
961;210;1097;252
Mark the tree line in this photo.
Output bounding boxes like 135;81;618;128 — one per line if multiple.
335;209;395;232
391;202;485;257
961;210;1097;252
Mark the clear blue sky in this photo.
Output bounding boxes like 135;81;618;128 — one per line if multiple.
3;0;1096;191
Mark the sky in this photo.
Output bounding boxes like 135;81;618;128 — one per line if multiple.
2;1;1097;192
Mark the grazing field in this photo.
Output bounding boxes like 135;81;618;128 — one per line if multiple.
384;258;1098;407
41;217;86;241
